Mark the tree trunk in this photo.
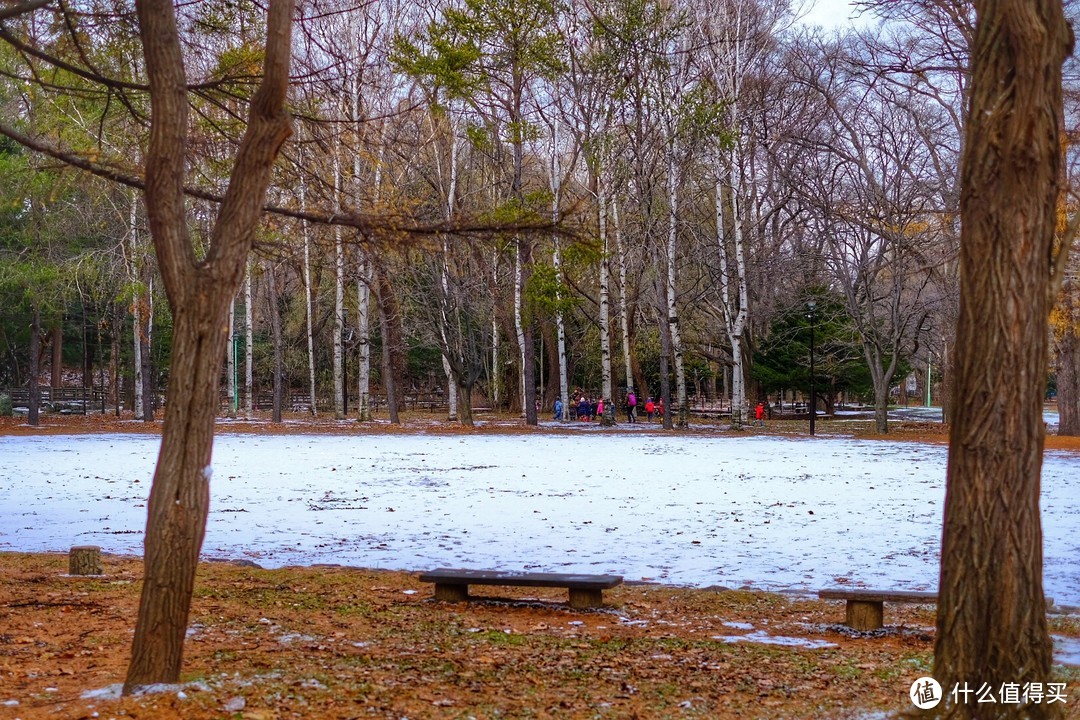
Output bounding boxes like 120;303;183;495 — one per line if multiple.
356;261;372;421
51;324;62;391
124;0;293;690
300;174;317;417
491;250;501;412
439;240;459;422
934;2;1071;718
244;263;254;417
665;140;687;428
111;309;121;417
612;199;634;406
598;183;614;426
268;263;283;424
717;171;751;429
28;308;40;426
440;114;459;423
125;302;219;688
1054;277;1080;435
551;128;569;424
1055;325;1080;435
376;267;401;424
456;378;474;427
130;193;144;421
140;275;154;422
652;246;674;431
521;240;538;427
873;380;889;434
513;239;527;417
226;296;237;418
333;150;345;420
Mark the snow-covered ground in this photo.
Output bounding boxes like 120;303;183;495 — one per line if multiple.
0;432;1076;605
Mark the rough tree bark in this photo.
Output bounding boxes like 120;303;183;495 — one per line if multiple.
124;0;293;691
933;2;1072;718
1054;277;1080;435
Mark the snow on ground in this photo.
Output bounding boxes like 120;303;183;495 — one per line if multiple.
0;432;1076;605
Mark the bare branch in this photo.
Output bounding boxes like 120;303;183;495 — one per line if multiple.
0;0;48;20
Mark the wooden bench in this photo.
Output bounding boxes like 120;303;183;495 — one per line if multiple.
419;568;623;609
819;589;938;630
818;589;1055;631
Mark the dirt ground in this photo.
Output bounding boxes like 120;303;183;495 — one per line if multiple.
1;411;1078;719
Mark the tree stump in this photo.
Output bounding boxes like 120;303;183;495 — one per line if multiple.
69;545;103;576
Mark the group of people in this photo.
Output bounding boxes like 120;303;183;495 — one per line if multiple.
550;389;665;422
550;394;769;426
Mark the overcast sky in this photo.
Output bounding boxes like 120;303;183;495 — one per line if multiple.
796;0;871;29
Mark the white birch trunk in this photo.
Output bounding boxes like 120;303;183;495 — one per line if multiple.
598;182;614;424
299;174;317;417
244;260;254;416
333;149;345;420
227;295;237;418
612;198;633;399
440;239;458;420
492;250;500;412
716;171;750;427
665;138;688;427
514;241;526;416
441;113;459;421
550;123;569;422
129;193;144;420
352;75;375;421
357;261;372;420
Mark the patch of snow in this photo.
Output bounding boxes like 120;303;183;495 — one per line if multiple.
1;433;1076;605
130;683;184;697
713;630;837;649
277;633;317;645
1053;634;1080;666
722;621;754;630
223;696;246;711
81;684;123;700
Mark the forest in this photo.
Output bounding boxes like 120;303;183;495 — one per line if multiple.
0;0;1077;433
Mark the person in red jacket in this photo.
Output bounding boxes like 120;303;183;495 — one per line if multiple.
755;401;766;427
645;397;655;422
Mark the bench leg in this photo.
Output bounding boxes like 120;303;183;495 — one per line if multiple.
569;588;603;609
846;600;884;630
433;583;468;602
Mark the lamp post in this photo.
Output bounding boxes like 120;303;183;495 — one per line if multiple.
807;300;817;437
